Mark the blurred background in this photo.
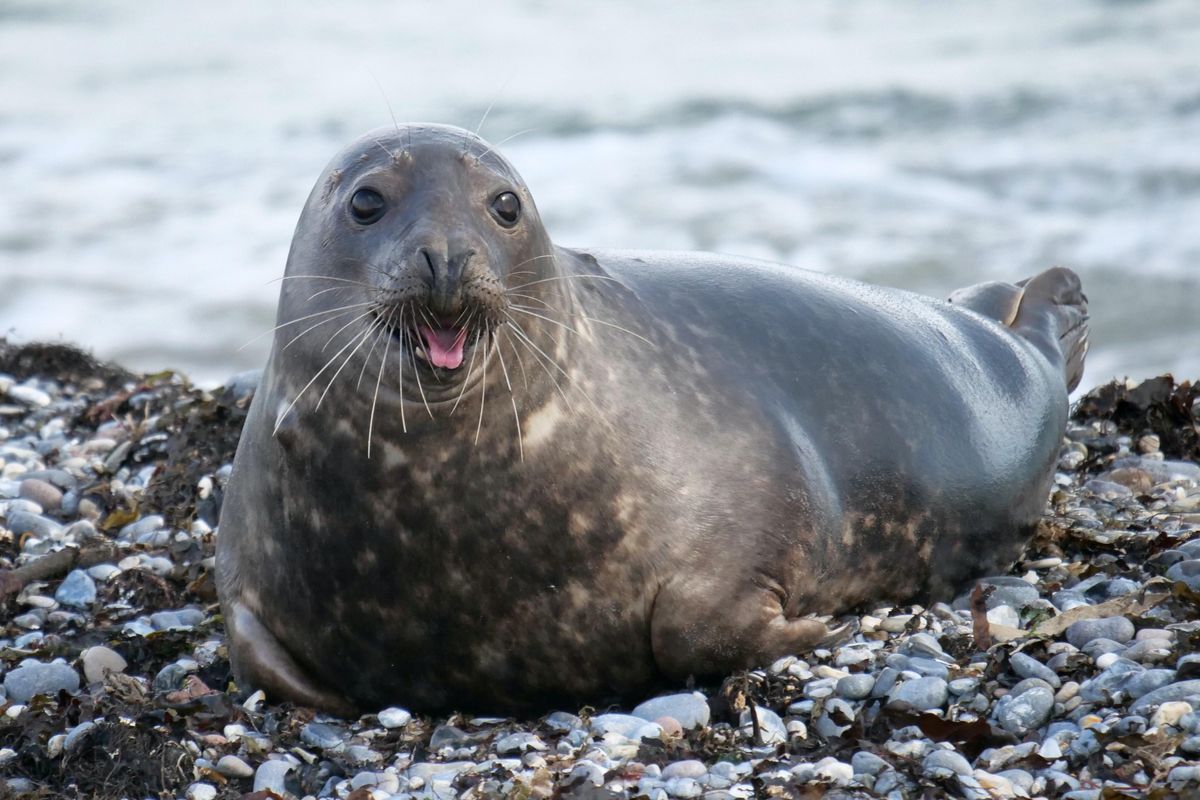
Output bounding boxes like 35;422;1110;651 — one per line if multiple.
1;0;1197;391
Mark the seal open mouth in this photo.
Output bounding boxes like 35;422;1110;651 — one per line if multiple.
416;324;468;370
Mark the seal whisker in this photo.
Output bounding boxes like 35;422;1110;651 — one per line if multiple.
407;321;435;420
318;309;378;353
273;274;377;289
578;315;655;346
494;337;523;461
474;330;492;446
508;333;530;390
273;317;381;434
280;306;374;352
507;273;626;291
501;321;575;413
505;292;553;309
396;305;408;434
450;323;483;416
238;301;375;351
507;305;584;337
367;305;398;458
475;128;538;163
356;309;392;390
503;316;601;415
317;317;385;410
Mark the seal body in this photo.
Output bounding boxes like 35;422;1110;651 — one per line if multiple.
216;124;1088;714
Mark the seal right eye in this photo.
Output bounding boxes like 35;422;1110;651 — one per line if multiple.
349;188;386;224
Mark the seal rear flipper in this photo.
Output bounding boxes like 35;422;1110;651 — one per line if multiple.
226;602;358;718
949;266;1089;392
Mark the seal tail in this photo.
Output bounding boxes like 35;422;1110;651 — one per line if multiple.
948;266;1088;392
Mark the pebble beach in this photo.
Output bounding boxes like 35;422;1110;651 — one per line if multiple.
2;340;1200;799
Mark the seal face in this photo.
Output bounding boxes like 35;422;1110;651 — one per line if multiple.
216;123;1088;714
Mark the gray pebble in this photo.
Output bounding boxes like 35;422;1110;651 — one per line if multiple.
253;759;295;793
900;632;947;659
80;646;127;684
18;478;62;510
153;663;190;692
54;569;96;608
887;676;948;712
378;706;412;729
740;705;787;745
661;760;706;779
995;686;1053;735
923;749;973;778
3;661;80;703
6;509;62;539
1126;669;1177;699
851;751;890;777
300;722;344;750
544;711;582;732
1051;589;1091;611
63;721;95;753
494;732;545;755
1010;652;1061;688
1130;680;1200;715
590;713;647;738
118;514;165;541
1178;654;1200;680
1167;559;1200;591
1065;616;1134;648
836;673;875;700
663;776;703;798
215;755;254;778
632;692;710;729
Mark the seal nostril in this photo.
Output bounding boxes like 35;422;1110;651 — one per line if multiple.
420;248;436;279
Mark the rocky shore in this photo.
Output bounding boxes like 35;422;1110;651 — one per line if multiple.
1;339;1199;800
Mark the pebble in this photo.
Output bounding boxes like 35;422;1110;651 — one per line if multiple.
924;749;973;778
632;692;710;729
80;645;127;684
495;732;546;755
740;705;787;745
1130;681;1200;715
886;676;948;712
836;673;875;700
54;569;97;608
185;784;218;800
1065;616;1135;648
377;706;412;728
215;755;254;778
63;721;95;753
1151;701;1193;730
995;686;1054;736
18;477;62;509
5;509;62;539
300;722;344;750
253;759;296;793
1010;651;1062;688
3;661;81;703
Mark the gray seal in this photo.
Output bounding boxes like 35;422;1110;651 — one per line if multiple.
216;123;1088;715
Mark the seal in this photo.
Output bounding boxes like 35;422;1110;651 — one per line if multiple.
216;123;1089;715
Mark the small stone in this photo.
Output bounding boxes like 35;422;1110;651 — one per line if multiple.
253;759;295;793
3;661;80;703
851;751;890;777
429;724;472;751
1178;654;1200;680
7;385;51;407
1065;616;1135;648
1151;701;1194;730
300;722;344;750
633;692;710;729
995;687;1054;736
1130;680;1200;715
54;569;96;608
887;676;949;712
740;705;787;745
80;646;127;684
378;706;412;728
63;721;95;752
1010;652;1061;688
186;784;218;800
5;509;61;539
589;713;647;738
544;711;583;732
837;673;875;700
924;749;973;778
661;760;706;779
494;732;545;755
814;757;853;785
18;478;62;510
216;755;254;779
663;776;702;798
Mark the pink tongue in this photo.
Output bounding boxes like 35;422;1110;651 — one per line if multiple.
418;325;467;369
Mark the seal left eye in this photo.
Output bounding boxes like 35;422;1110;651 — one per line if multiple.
349;188;386;224
490;191;521;227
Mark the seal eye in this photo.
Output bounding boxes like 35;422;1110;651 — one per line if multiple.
349;188;386;224
490;191;521;227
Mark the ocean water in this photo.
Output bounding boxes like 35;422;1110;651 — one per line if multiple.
1;0;1198;390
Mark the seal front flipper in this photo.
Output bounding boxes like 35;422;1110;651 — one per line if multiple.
225;601;357;717
649;574;837;680
949;266;1088;391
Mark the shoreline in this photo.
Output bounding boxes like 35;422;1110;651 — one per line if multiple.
1;340;1199;799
